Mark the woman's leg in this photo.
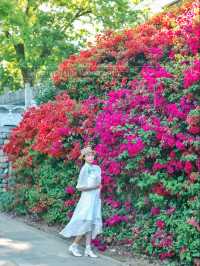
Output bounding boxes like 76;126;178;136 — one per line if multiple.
69;235;83;256
85;231;92;248
74;235;83;245
84;231;98;257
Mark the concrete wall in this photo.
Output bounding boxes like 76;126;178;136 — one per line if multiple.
0;89;25;105
0;126;14;191
0;105;25;127
0;106;26;191
0;86;38;192
0;86;38;106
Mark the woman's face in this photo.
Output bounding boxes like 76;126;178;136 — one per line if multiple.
85;152;95;164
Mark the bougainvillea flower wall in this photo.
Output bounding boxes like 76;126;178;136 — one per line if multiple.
3;1;200;265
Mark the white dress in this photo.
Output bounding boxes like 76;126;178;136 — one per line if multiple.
59;162;102;239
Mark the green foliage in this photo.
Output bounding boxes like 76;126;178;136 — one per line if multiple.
34;80;57;104
0;191;15;211
0;0;146;93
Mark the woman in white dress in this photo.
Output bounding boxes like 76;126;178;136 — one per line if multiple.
59;146;102;258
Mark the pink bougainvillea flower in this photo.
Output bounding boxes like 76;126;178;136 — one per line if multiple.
169;151;176;159
175;140;185;150
110;200;121;208
105;198;121;208
168;50;175;60
50;140;63;156
188;172;198;183
151;229;173;249
187;217;200;232
153;162;166;171
124;201;132;211
102;175;113;185
95;143;109;156
183;59;200;89
105;214;128;226
67;211;73;219
166;103;185;119
159;251;174;260
65;186;75;195
92;238;107;252
156;220;165;229
91;239;101;246
108;161;121;175
150;207;160;216
148;47;164;60
161;133;176;148
127;138;144;157
56;127;70;137
97;245;107;252
188;125;200;134
167;164;175;174
153;92;166;109
184;161;193;174
180;246;187;254
165;207;176;215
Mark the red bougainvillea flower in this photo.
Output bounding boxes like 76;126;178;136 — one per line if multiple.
64;199;76;207
151;229;173;248
152;183;171;196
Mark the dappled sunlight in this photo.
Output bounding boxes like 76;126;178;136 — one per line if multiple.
0;238;32;251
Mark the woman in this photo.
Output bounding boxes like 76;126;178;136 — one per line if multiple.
59;146;102;258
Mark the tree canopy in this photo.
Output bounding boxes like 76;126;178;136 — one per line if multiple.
0;0;146;93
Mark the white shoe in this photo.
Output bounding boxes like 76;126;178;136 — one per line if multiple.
84;247;98;258
68;244;82;257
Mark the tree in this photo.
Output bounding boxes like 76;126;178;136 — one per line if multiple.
0;0;145;93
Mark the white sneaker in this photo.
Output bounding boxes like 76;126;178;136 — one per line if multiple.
68;244;82;257
84;247;98;258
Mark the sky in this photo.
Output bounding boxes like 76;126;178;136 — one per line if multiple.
135;0;179;13
73;0;178;45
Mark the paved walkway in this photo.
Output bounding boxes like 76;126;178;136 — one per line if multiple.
0;213;126;266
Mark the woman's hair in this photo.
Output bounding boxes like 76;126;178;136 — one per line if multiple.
79;146;96;160
84;152;94;159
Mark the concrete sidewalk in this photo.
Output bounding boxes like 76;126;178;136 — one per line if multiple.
0;213;126;266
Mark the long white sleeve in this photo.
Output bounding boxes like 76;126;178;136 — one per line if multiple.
76;164;88;190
